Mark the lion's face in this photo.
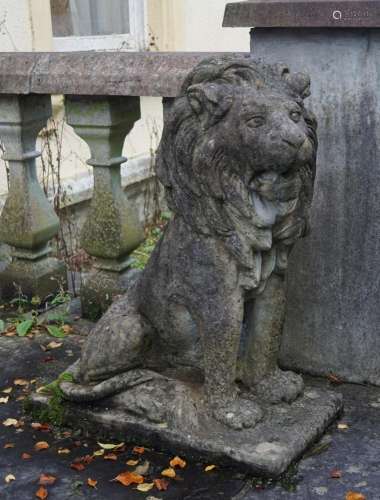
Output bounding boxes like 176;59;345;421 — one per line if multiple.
156;57;317;268
221;88;315;178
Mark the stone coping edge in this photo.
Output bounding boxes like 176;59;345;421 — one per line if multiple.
0;52;249;98
224;1;380;28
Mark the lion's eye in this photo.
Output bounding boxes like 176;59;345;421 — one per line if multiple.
290;111;301;123
246;116;265;128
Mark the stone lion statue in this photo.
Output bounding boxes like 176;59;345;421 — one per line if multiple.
61;56;317;431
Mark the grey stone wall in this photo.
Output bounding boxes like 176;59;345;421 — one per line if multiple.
252;28;380;385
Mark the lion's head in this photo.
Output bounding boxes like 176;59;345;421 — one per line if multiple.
156;56;317;270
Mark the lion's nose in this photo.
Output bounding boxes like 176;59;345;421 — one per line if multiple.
280;125;305;150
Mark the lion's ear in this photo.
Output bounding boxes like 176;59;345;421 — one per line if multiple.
187;83;233;127
284;72;311;99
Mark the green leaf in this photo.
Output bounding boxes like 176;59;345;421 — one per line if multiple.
46;325;66;338
45;312;69;325
161;211;172;220
31;296;41;306
16;319;34;337
0;319;5;333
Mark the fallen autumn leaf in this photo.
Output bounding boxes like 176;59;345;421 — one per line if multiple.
14;378;29;386
34;441;49;451
346;492;366;500
114;471;144;486
31;422;51;432
169;456;186;469
338;423;349;430
46;341;63;350
35;486;48;499
39;474;56;486
204;465;217;472
161;468;176;478
58;448;70;454
3;418;19;427
93;449;104;457
126;459;139;466
70;463;85;472
153;478;169;491
87;478;98;488
137;483;154;492
97;441;124;451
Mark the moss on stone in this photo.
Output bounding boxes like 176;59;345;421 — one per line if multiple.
30;372;74;426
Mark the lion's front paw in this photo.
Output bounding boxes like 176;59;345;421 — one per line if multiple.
253;369;304;404
212;398;263;430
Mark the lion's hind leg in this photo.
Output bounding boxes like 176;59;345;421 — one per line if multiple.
76;292;151;390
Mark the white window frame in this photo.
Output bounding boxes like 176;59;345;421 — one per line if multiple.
52;0;146;52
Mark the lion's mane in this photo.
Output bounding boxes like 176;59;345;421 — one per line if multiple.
156;56;317;271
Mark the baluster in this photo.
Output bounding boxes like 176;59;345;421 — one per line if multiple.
65;96;144;320
0;94;67;301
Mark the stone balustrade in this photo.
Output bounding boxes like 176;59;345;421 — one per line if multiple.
0;51;247;317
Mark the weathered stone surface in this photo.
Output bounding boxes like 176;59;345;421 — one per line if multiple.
48;56;342;472
0;94;66;300
0;95;59;250
0;52;247;97
224;0;380;28
65;96;144;319
79;267;139;322
48;56;341;472
61;56;318;420
0;257;67;301
250;28;380;386
33;385;342;477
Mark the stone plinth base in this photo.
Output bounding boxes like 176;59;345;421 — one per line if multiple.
0;257;67;301
249;28;380;386
31;383;342;477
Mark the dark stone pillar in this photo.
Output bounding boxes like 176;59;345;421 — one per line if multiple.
224;1;380;385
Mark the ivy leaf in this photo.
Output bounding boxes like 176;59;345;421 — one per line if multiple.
46;325;66;338
16;320;34;337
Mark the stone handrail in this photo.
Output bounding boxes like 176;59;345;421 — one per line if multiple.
0;51;249;316
0;51;248;97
